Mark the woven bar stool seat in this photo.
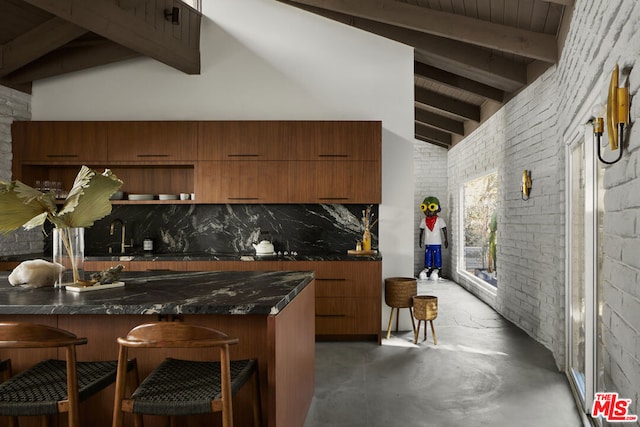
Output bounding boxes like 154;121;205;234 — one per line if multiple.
112;322;262;427
412;295;438;344
384;277;417;340
0;322;136;427
130;358;257;416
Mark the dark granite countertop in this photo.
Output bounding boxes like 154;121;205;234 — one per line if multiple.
1;251;382;263
0;270;314;316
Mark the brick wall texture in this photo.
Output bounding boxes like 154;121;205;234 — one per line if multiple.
0;86;41;256
442;0;640;419
413;140;448;276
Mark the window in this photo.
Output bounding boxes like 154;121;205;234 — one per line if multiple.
461;172;498;287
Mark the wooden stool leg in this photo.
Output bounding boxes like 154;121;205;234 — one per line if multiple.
386;308;395;340
430;320;437;345
395;308;400;332
409;307;416;336
414;320;421;344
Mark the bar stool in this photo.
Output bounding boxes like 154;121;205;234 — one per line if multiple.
0;322;136;427
384;277;417;339
112;322;262;427
413;295;438;344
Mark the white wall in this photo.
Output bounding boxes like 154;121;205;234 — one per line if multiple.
29;0;416;325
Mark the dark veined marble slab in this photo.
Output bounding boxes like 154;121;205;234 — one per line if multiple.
1;251;382;263
0;270;314;316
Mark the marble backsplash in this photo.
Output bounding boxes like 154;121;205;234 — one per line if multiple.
44;204;378;256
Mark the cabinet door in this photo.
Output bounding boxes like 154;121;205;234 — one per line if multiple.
288;161;381;203
84;260;186;272
196;161;289;203
107;122;197;162
282;261;382;338
183;261;283;271
12;121;108;162
290;121;381;160
198;121;291;160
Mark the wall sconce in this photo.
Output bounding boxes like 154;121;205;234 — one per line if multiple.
521;170;532;200
592;64;630;165
164;6;180;25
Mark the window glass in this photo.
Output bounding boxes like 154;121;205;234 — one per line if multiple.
462;172;498;287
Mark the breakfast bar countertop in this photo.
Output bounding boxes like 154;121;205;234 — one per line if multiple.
0;270;314;316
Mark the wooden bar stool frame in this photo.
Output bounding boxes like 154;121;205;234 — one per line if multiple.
112;322;262;427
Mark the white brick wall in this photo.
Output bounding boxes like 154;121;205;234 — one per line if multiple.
413;139;448;276
445;0;640;419
0;85;41;256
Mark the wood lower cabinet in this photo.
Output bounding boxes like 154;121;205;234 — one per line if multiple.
282;260;381;342
84;260;186;272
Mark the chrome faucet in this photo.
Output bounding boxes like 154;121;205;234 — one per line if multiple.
109;219;133;254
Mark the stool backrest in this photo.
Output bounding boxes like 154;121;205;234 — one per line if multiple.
0;322;88;427
113;322;242;427
117;322;238;349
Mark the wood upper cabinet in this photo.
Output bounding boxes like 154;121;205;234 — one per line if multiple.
288;161;381;203
290;121;381;161
196;161;289;203
107;121;197;162
12;121;108;162
198;121;291;160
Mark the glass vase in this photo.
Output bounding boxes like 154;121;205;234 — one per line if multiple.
362;228;372;251
53;227;85;286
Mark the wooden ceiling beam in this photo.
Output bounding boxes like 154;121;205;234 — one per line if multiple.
415;123;451;147
541;0;573;6
415;86;480;122
6;42;140;84
281;2;526;92
284;0;557;62
21;0;200;75
414;107;464;136
414;62;504;103
0;17;87;78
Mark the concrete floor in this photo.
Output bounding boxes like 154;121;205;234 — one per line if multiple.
304;278;586;427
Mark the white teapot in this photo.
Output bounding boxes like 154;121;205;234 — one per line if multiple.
252;240;275;255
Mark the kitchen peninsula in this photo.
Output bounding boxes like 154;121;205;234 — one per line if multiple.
0;270;315;427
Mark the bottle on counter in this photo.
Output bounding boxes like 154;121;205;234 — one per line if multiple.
143;238;154;253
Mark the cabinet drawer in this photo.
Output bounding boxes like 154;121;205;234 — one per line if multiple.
315;297;379;335
183;261;283;271
107;122;197;161
85;260;185;272
281;261;381;297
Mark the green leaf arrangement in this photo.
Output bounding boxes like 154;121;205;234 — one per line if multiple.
0;166;122;233
0;166;123;285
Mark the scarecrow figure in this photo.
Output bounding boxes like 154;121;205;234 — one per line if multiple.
419;196;448;279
